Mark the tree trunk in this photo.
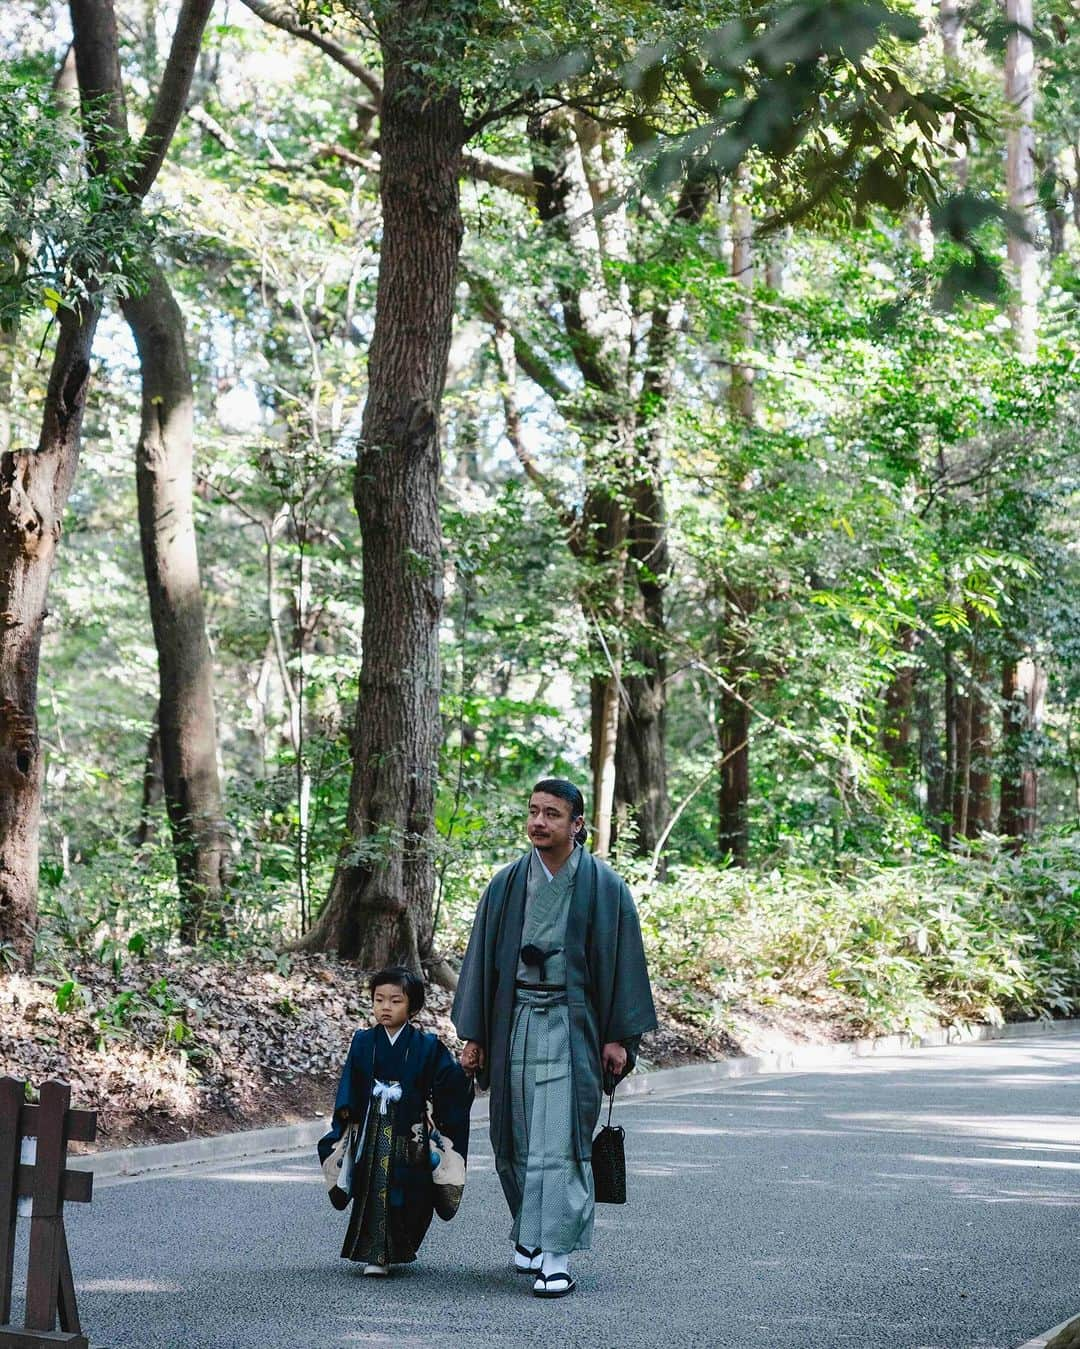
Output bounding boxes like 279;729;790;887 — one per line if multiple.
0;0;213;967
301;3;467;968
134;706;164;846
122;262;228;941
939;0;969;185
0;305;98;967
999;655;1045;846
917;670;945;832
614;176;711;867
715;165;756;865
882;626;917;772
942;638;958;849
717;686;750;866
1005;0;1037;359
966;636;994;835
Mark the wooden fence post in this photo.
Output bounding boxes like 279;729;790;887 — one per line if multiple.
0;1077;96;1349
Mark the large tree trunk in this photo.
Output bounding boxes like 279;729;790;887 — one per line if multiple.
301;3;467;968
122;263;228;941
0;306;98;967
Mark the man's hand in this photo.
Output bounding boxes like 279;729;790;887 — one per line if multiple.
601;1041;627;1080
460;1040;485;1076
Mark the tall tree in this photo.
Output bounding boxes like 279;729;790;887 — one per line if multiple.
0;0;213;968
998;0;1042;844
299;0;472;970
123;263;228;941
716;164;756;867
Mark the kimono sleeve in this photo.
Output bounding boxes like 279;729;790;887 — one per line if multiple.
317;1029;364;1164
430;1040;473;1162
604;883;658;1065
450;880;496;1047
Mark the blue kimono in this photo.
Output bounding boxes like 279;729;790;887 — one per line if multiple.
318;1023;471;1264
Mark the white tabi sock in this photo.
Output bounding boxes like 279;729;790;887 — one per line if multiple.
541;1250;570;1277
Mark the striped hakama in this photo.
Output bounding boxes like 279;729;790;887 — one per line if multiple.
495;846;595;1253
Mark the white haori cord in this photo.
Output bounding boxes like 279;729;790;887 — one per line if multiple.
372;1080;403;1115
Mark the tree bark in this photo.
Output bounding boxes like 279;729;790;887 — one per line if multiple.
0;305;98;966
1004;0;1037;359
134;707;164;847
122;263;228;940
301;1;468;968
951;623;992;839
716;166;756;865
882;626;917;772
717;685;751;866
999;654;1045;846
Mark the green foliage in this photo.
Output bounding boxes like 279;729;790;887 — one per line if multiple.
635;833;1080;1033
0;69;152;328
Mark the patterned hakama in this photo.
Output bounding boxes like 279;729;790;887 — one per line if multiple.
504;990;595;1253
495;846;595;1253
342;1096;420;1265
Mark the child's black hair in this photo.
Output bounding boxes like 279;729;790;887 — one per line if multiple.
369;965;425;1015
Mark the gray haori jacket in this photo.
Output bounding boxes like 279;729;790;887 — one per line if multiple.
451;847;657;1163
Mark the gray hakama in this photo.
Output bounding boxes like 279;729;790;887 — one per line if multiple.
499;848;595;1253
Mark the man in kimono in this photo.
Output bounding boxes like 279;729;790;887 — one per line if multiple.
452;778;657;1299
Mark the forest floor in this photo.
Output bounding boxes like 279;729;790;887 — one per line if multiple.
1;951;852;1151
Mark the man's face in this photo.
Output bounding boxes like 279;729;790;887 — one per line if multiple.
527;791;581;854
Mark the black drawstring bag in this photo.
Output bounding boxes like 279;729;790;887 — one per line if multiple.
591;1078;626;1204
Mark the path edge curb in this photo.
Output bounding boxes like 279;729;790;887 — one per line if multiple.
1016;1313;1080;1349
82;1014;1080;1183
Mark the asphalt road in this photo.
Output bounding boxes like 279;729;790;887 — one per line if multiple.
26;1031;1080;1348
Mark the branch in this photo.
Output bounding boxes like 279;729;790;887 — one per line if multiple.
131;0;216;198
320;142;533;200
239;0;383;103
465;270;572;404
461;151;535;199
189;104;240;154
491;320;578;541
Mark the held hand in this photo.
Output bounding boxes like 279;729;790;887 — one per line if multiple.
460;1040;485;1076
601;1041;628;1080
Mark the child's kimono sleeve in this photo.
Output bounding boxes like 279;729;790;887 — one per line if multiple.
318;1029;366;1164
430;1041;472;1161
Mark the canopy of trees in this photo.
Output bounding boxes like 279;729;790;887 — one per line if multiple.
1;0;1078;1012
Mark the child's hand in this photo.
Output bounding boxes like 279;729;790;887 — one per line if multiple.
460;1040;485;1075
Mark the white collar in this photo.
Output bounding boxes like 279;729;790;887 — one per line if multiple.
536;849;554;881
382;1024;406;1046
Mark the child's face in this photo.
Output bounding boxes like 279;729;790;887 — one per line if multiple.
372;982;410;1032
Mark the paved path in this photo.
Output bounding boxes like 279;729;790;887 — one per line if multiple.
40;1032;1080;1347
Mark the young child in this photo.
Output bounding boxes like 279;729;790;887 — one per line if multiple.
318;966;472;1276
